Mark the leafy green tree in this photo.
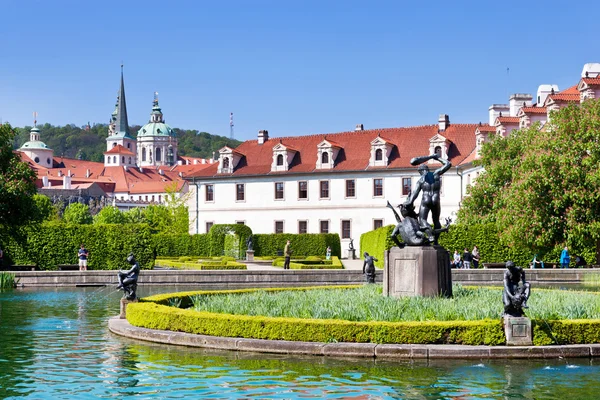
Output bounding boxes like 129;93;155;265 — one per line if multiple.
458;99;600;262
164;181;190;234
142;204;172;232
63;203;92;225
123;207;145;224
0;123;37;226
94;206;126;224
31;194;57;222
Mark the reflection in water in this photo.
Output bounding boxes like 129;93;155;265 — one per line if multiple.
1;286;600;399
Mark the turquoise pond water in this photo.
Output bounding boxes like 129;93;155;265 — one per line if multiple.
1;286;600;399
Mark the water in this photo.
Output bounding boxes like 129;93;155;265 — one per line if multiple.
2;287;600;399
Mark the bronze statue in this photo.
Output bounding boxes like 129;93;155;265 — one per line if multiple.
386;201;450;247
362;252;377;284
503;261;531;317
117;253;140;300
246;235;253;251
403;153;451;244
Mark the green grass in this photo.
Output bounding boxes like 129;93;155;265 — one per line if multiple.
190;285;600;322
0;272;16;289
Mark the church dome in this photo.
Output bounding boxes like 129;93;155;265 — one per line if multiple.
20;126;52;150
137;94;176;138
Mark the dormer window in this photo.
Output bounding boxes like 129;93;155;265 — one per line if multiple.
223;157;230;169
316;139;341;169
434;146;441;157
428;133;449;160
277;154;284;166
369;136;393;167
271;142;297;172
218;146;243;174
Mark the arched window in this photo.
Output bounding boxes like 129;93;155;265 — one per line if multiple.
277;154;284;166
434;146;442;157
142;148;146;162
321;152;329;164
156;148;161;162
127;143;131;149
375;148;383;161
122;156;125;163
107;156;111;164
113;156;117;163
128;157;131;164
223;157;230;169
112;142;117;148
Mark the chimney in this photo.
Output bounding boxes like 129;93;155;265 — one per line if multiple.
58;170;63;177
509;94;533;116
438;114;449;131
178;172;183;178
355;124;364;131
258;130;269;145
124;165;128;172
139;166;144;173
489;104;510;125
63;175;71;190
201;159;206;164
42;176;49;187
158;169;164;175
67;169;72;177
85;169;91;178
536;84;559;106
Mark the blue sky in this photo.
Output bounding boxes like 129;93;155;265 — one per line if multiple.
0;1;597;141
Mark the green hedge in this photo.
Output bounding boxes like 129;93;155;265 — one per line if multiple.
209;224;253;258
360;225;395;268
127;287;504;345
271;256;343;269
153;233;210;257
1;222;154;270
154;259;246;270
253;233;341;258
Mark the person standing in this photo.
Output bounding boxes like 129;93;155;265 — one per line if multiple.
78;244;89;271
326;246;331;260
452;250;461;268
283;240;291;270
560;246;570;269
472;246;480;268
462;248;472;269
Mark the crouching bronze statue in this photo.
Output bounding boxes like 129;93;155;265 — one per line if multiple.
117;253;140;300
503;261;531;317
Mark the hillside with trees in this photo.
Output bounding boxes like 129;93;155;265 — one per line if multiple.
12;123;242;162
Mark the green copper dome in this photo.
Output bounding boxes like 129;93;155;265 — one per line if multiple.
137;121;175;137
20;140;51;150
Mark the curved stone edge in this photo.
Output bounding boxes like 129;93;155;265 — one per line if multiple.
108;317;600;359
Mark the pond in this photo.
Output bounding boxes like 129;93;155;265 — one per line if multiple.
1;286;600;399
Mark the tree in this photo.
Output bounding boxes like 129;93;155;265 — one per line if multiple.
142;204;172;232
164;181;190;234
94;206;126;224
458;99;600;262
123;207;145;224
0;123;37;226
63;203;92;225
31;194;57;222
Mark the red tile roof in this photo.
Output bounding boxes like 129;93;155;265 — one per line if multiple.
581;77;600;86
496;117;520;124
104;144;135;156
476;125;496;133
520;107;548;114
188;124;478;178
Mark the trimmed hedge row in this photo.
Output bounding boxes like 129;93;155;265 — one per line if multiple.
271;256;344;269
154;259;246;270
253;233;341;258
153;233;210;258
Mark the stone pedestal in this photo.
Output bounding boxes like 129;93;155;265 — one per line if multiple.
347;249;356;260
384;245;452;297
120;298;138;319
246;250;255;261
503;316;533;346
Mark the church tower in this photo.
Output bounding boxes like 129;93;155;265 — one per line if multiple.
105;66;136;167
19;112;54;168
137;92;178;167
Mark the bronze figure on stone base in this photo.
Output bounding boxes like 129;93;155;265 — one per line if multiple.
503;261;531;317
117;253;140;300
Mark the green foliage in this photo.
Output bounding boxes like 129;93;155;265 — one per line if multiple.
93;206;126;224
253;233;341;258
459;100;600;262
0;272;16;289
209;224;253;258
143;205;173;233
31;194;57;223
360;225;395;268
123;207;145;224
3;223;154;270
153;258;246;270
62;203;92;225
0;123;37;227
271;256;343;269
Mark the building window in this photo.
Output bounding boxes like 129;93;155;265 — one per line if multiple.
236;183;245;201
122;156;125;163
107;156;111;164
127;143;131;149
158;195;161;202
298;220;308;234
112;142;117;147
434;146;442;157
205;184;214;201
236;221;245;225
373;219;383;230
341;220;351;239
277;154;284;166
113;156;116;163
375;148;383;161
275;221;284;233
142;148;146;162
223;157;230;169
298;181;308;199
151;195;155;202
321;152;329;164
402;177;412;196
345;179;356;198
320;180;329;199
275;182;284;199
145;195;148;201
206;222;213;233
320;220;329;234
128;157;131;164
156;148;161;162
373;178;383;197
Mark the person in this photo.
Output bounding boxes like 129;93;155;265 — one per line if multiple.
362;252;378;284
462;248;472;269
78;244;89;271
403;153;451;244
117;253;141;300
326;246;331;260
503;261;531;317
530;254;544;269
283;240;291;270
575;255;587;268
472;246;480;268
560;246;570;269
451;250;462;268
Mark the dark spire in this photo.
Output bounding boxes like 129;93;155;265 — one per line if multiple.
115;64;130;136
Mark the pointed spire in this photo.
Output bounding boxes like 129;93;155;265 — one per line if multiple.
115;64;130;137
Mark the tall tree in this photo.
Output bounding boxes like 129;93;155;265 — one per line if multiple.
0;123;37;226
458;100;600;261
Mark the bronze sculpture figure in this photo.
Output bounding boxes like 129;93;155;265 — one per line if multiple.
362;252;377;284
117;253;140;300
503;261;531;317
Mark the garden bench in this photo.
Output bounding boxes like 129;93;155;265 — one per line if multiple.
276;250;284;256
57;264;80;271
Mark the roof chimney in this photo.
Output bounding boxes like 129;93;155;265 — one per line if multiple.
42;176;49;187
85;169;91;178
158;169;164;175
438;114;449;131
509;94;533;116
63;174;71;190
124;165;128;172
178;172;183;178
58;170;63;177
355;124;364;131
139;166;144;173
258;130;269;145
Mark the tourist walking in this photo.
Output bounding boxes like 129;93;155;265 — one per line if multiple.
462;248;472;269
472;245;480;268
283;240;291;269
560;246;570;269
326;246;331;260
530;254;545;269
78;244;89;271
452;250;462;268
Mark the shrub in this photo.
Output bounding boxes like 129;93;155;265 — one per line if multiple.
209;224;253;258
271;256;343;269
360;225;395;268
63;203;92;225
254;233;340;258
153;233;210;258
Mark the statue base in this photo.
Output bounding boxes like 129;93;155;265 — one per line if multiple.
503;316;533;346
120;298;138;319
384;245;452;298
246;250;255;261
347;249;356;260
